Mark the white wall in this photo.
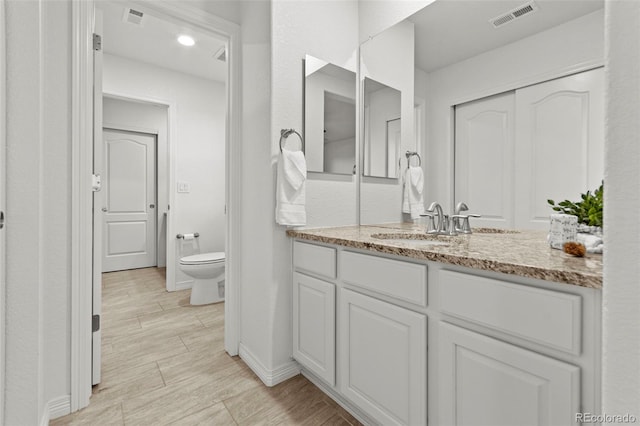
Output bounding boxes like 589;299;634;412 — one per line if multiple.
239;0;274;376
602;0;640;415
103;97;169;268
422;9;604;212
5;0;71;422
102;54;226;289
235;0;360;382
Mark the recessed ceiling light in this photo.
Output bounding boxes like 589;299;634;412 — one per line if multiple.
177;35;195;47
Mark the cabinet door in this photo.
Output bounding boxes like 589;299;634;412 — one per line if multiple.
439;322;580;426
514;67;604;230
293;273;335;386
339;289;426;425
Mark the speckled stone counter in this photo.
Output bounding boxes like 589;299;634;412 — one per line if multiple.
286;223;603;289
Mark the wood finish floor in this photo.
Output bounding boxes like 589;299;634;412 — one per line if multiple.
51;267;361;426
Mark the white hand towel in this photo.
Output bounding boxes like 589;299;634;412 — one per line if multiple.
402;166;425;219
576;233;604;254
402;167;411;214
276;148;307;226
407;166;425;219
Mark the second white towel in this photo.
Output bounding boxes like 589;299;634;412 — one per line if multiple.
276;148;307;226
402;166;425;219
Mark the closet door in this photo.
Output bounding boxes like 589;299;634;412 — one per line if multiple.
455;92;515;229
514;68;604;230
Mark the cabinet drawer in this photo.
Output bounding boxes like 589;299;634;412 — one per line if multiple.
341;251;427;306
439;270;582;354
294;241;336;279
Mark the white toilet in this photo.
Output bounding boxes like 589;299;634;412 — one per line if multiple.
179;252;225;305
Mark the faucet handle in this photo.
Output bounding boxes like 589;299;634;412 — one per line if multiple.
420;213;437;234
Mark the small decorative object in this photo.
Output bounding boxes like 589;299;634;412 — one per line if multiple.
547;182;603;228
563;241;586;257
548;214;578;249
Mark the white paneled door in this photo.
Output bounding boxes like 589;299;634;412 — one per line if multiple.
455;92;515;228
102;129;157;272
514;68;604;230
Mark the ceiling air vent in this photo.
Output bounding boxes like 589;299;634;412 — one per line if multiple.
122;8;145;26
490;1;538;28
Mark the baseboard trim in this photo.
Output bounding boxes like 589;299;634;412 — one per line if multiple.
49;394;72;420
39;404;50;426
301;370;376;426
239;343;301;387
175;280;194;291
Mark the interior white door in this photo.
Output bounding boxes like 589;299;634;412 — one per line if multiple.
514;68;604;230
0;0;6;414
102;129;157;272
455;92;515;228
91;8;104;386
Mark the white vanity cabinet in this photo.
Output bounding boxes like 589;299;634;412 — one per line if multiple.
290;238;601;426
339;289;426;426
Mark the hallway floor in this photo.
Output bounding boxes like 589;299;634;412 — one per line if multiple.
51;267;360;426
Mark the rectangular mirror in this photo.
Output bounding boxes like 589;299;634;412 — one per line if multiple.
363;77;401;178
304;55;356;175
359;0;604;228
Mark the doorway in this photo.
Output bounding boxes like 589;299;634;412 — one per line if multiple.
70;0;242;411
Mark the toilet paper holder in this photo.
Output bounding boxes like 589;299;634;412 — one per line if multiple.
176;232;200;239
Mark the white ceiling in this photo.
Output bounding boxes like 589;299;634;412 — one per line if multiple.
97;1;227;82
409;0;604;72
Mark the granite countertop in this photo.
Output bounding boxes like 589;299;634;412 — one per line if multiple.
286;223;603;289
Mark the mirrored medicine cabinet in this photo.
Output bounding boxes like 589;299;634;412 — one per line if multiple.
304;55;356;175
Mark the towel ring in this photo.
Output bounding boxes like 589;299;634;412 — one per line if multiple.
279;129;305;153
406;151;421;167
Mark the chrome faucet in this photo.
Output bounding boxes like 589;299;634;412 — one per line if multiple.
425;202;446;234
423;201;481;235
453;202;469;232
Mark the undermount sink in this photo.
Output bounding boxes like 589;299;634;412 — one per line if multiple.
370;233;453;246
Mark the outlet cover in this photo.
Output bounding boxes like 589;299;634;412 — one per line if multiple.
177;181;191;193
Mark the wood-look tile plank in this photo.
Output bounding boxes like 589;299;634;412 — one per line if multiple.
50;402;124;426
167;402;237;426
52;267;362;426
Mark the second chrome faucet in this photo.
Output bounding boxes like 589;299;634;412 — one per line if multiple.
421;201;481;236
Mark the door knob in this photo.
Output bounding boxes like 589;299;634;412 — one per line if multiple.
149;204;155;209
101;207;107;212
0;211;4;229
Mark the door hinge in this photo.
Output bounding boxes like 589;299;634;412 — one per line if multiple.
92;314;100;332
93;33;102;51
92;174;102;192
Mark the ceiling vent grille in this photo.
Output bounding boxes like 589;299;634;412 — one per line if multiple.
490;1;538;28
122;8;145;26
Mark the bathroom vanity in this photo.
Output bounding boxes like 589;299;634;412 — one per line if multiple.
287;224;602;426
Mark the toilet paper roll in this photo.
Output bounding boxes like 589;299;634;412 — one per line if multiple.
183;233;195;241
549;214;578;250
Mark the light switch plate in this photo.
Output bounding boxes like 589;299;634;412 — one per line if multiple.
177;181;190;193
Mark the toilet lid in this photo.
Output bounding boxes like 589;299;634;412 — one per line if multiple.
180;252;225;265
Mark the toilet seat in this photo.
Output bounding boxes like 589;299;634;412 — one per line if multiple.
180;252;225;265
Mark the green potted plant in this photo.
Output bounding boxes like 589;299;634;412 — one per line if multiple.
547;182;603;235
